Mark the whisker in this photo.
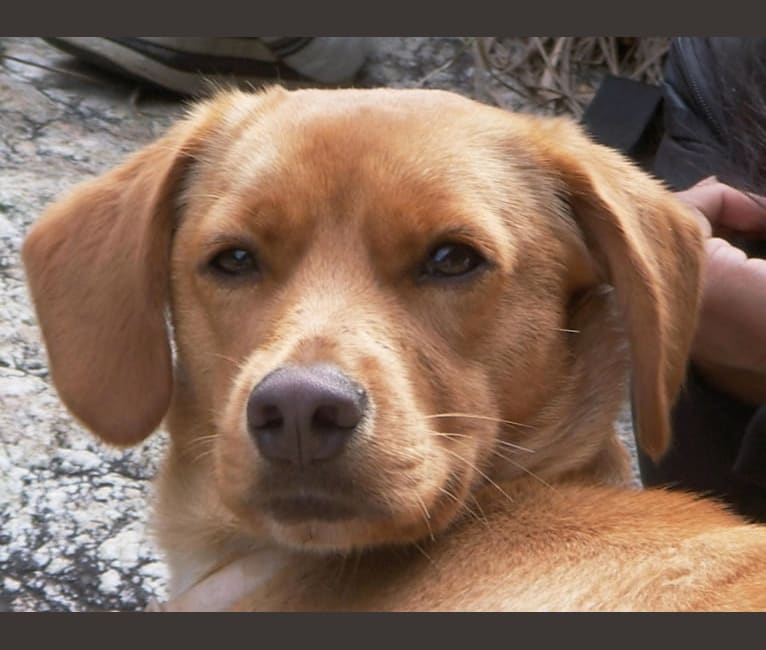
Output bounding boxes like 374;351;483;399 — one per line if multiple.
468;493;491;529
438;485;490;530
432;431;534;454
553;327;580;334
440;446;515;505
495;439;535;454
186;433;219;447
491;446;555;491
369;437;426;470
184;435;220;457
431;431;470;443
413;542;435;565
437;485;460;504
379;491;397;515
424;412;534;430
211;352;248;370
192;447;218;464
182;191;233;204
415;494;436;542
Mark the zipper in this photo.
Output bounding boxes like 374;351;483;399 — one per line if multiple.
673;39;726;142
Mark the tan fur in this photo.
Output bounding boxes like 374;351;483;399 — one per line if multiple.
23;87;766;611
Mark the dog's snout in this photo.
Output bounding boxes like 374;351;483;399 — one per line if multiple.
247;365;367;466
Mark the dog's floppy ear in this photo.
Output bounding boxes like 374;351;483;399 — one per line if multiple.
23;101;222;446
541;119;705;462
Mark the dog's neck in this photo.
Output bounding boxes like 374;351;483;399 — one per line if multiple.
160;545;291;610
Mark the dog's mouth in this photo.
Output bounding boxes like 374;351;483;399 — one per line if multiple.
245;463;473;551
265;494;359;523
255;473;394;527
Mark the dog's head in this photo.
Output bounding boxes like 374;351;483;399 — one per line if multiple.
23;88;703;556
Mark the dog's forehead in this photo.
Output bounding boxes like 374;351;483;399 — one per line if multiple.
182;89;563;254
259;86;491;127
223;91;534;189
230;91;486;165
205;89;529;180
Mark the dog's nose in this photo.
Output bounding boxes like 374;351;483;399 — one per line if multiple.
247;365;367;466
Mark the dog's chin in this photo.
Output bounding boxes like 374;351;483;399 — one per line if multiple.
265;517;377;553
216;444;474;553
258;495;465;554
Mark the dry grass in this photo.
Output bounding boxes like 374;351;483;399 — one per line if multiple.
474;37;671;118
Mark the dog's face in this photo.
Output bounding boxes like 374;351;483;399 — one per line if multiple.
169;89;586;551
23;88;703;560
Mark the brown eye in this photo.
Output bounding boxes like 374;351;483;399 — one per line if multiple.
209;248;258;277
423;243;486;279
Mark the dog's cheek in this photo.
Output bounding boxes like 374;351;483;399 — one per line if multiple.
383;338;501;525
168;268;267;425
387;284;518;496
214;437;268;532
208;347;303;524
211;368;262;504
492;271;572;406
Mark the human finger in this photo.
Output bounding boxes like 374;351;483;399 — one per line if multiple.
676;180;766;236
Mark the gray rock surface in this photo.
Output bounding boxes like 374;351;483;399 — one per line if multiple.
0;36;636;612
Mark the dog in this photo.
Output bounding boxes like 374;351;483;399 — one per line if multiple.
23;87;766;611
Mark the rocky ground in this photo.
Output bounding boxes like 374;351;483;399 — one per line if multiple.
0;36;636;612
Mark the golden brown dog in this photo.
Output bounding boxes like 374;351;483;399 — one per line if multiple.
23;87;766;611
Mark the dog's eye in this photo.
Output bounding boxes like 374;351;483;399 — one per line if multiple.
423;243;486;279
209;248;258;276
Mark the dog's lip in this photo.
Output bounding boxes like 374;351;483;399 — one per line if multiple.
264;494;359;523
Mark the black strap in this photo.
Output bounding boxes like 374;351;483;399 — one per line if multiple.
581;75;664;171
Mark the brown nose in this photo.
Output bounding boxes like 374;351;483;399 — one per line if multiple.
247;365;367;467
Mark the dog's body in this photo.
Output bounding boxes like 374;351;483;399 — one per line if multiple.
22;87;766;611
151;481;766;612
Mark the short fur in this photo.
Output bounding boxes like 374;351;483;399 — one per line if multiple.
23;87;766;611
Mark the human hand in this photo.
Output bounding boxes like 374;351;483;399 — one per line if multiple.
675;178;766;404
